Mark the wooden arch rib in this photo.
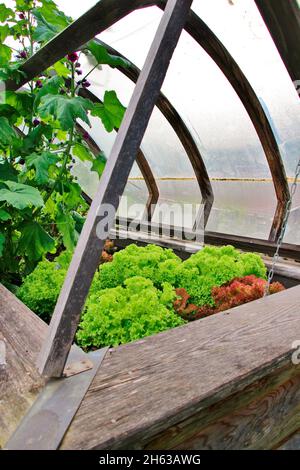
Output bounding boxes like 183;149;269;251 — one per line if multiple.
76;122;159;221
6;0;289;240
92;38;213;227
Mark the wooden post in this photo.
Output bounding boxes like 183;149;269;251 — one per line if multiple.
37;0;194;377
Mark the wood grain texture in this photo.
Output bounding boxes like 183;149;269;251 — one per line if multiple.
171;373;300;450
61;284;300;450
0;284;46;448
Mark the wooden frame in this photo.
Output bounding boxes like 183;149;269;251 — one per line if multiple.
254;0;300;83
93;39;213;227
6;0;290;242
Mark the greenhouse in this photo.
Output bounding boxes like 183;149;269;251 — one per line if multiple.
0;0;299;453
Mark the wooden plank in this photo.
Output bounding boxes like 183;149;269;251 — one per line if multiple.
0;284;46;448
254;0;300;83
61;284;300;450
278;430;300;450
5;0;158;91
170;373;300;450
37;0;194;378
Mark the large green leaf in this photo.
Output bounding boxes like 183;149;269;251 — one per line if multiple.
0;62;25;83
32;10;60;43
34;75;63;108
87;41;129;68
0;4;13;22
26;151;57;184
0;104;20;124
0;24;10;42
32;1;71;43
56;207;76;251
5;91;34;117
0;181;44;210
0;232;5;257
0;44;11;66
18;221;55;261
39;94;92;130
0;117;16;146
91;153;106;177
35;1;71;30
72;143;94;162
53;60;70;78
0;159;18;182
0;208;10;221
91;91;126;132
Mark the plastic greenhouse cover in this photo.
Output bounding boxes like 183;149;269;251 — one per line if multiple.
57;0;299;242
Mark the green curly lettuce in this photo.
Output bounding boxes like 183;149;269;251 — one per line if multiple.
76;276;185;349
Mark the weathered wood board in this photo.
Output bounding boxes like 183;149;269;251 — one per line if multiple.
0;285;46;448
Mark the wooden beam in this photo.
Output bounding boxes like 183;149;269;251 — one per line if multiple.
61;284;300;449
94;39;213;227
36;0;194;377
254;0;300;83
5;0;159;91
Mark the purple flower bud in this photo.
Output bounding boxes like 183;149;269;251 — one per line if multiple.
33;119;40;127
19;50;27;59
76;69;83;75
82;80;91;88
67;52;79;63
36;80;43;88
83;131;89;140
19;13;25;20
75;62;81;68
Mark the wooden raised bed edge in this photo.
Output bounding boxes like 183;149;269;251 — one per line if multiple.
1;283;299;449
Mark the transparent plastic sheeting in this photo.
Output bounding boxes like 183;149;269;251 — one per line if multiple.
72;0;299;242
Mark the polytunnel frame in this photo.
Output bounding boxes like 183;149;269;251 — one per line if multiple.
4;0;297;378
6;0;290;243
90;38;214;228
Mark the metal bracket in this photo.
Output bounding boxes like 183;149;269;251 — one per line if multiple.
4;347;108;450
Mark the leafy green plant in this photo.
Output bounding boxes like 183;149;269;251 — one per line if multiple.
98;243;267;307
17;249;71;321
97;243;181;290
175;245;267;306
76;276;185;349
174;275;285;322
0;0;127;285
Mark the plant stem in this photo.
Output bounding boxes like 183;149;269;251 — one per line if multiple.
74;63;98;91
43;64;76;206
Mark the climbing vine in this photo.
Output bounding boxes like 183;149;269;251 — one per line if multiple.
0;0;127;286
